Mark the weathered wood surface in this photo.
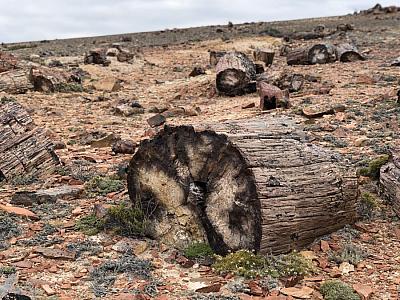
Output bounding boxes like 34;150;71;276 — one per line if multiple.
0;52;19;73
29;66;81;92
84;48;110;66
216;52;257;96
335;43;365;62
0;69;33;94
253;49;275;66
127;116;358;254
209;51;227;67
380;151;400;216
0;101;59;182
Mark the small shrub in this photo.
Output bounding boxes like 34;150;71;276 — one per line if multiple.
358;192;378;219
57;83;84;93
0;266;16;275
75;214;105;235
184;242;214;259
329;243;365;265
10;174;38;186
320;280;360;300
106;203;148;236
273;251;315;277
0;96;16;105
85;176;124;197
359;155;389;179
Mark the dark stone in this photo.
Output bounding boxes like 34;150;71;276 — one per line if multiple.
147;114;166;127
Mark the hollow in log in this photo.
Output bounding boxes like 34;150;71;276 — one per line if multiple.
216;52;257;96
258;82;289;110
380;151;400;216
336;43;365;62
127;116;358;254
0;101;60;182
0;69;33;94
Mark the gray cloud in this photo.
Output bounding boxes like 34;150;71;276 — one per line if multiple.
0;0;396;42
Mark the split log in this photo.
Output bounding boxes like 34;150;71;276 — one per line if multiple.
380;151;400;216
0;52;19;73
0;69;32;94
216;52;257;96
127;116;358;254
253;50;275;66
209;51;227;67
335;43;365;62
287;44;337;65
0;101;59;182
258;82;289;110
29;66;81;93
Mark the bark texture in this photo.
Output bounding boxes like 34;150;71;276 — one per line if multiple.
0;52;19;73
127;116;358;254
253;50;275;66
0;69;33;94
216;52;257;96
258;82;290;110
29;66;81;92
380;151;400;216
336;43;365;62
0;101;59;182
287;44;337;65
209;51;227;67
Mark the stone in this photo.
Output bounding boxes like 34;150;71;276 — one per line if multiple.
320;240;330;252
115;104;145;117
42;284;56;296
353;284;374;299
112;140;136;154
339;262;355;274
189;66;206;77
133;241;149;256
355;136;369;147
281;287;314;299
300;251;317;260
11;185;83;206
147;114;166;127
242;102;255;109
248;281;264;296
90;133;121;148
195;283;222;293
302;106;335;118
35;247;76;260
0;204;39;220
93;77;122;92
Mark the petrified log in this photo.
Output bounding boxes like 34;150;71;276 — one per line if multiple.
84;48;110;66
209;51;226;67
29;66;81;93
258;82;289;110
380;151;400;216
0;69;32;94
0;52;19;73
0;101;59;182
259;71;305;93
335;43;365;62
287;44;337;65
127;116;358;254
253;49;275;66
216;52;257;96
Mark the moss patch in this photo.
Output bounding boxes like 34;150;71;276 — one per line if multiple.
359;155;389;179
212;250;314;279
75;214;105;236
184;242;214;259
358;192;379;219
329;243;366;265
85;176;124;197
320;280;360;300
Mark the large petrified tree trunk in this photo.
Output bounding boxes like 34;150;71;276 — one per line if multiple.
0;69;33;94
335;43;365;62
216;52;257;96
29;66;81;92
127;116;358;254
0;101;60;182
380;151;400;216
287;44;337;65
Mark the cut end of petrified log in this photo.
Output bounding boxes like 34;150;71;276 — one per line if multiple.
127;125;261;254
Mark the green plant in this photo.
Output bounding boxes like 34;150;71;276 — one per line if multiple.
10;174;38;186
0;266;16;275
106;203;148;236
0;96;16;105
329;243;366;265
320;280;360;300
57;83;84;93
358;192;379;219
85;176;124;197
359;155;389;179
212;250;314;279
184;242;214;259
75;214;105;235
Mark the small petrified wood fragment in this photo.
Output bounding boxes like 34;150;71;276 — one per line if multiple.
258;81;290;110
335;43;365;62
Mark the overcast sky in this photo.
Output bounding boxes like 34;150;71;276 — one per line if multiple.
0;0;396;43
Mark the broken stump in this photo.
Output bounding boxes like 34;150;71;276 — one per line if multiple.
380;150;400;216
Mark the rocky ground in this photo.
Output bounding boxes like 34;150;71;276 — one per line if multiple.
0;5;400;300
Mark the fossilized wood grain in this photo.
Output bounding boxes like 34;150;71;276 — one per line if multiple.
380;152;400;216
0;101;59;181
